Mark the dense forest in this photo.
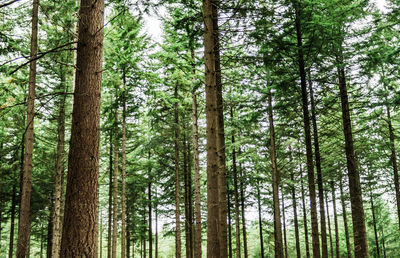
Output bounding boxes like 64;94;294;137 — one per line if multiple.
0;0;399;257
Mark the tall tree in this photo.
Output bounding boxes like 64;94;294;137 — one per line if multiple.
60;0;104;255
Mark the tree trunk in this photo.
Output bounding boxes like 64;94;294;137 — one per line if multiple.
267;91;284;257
51;71;67;258
239;152;248;258
337;53;369;256
228;188;233;258
9;181;17;258
108;133;113;258
203;0;226;256
386;105;400;231
282;191;288;258
174;84;181;258
112;107;119;258
291;171;301;258
301;169;310;258
292;1;321;256
331;182;340;258
17;1;39;256
121;74;127;258
325;190;333;258
148;153;153;258
60;0;104;255
339;178;352;258
192;90;202;258
309;72;328;258
370;194;380;258
257;183;265;258
230;107;242;258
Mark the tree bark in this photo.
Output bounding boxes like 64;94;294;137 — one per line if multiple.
301;169;310;258
121;75;127;258
291;171;301;258
257;183;265;258
331;182;340;258
339;178;352;258
192;90;202;258
370;194;380;258
112;107;119;258
108;133;113;258
17;1;39;256
292;1;321;256
51;70;67;258
174;84;181;258
325;189;333;258
267;91;284;257
337;59;369;257
308;72;328;258
386;105;400;231
183;131;191;258
230;107;242;258
60;0;104;255
203;0;227;256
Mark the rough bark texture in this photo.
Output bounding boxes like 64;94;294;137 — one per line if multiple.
386;105;400;231
192;91;202;258
331;182;340;258
267;92;284;258
301;169;310;258
51;72;67;258
112;108;119;258
309;75;328;258
203;0;224;256
339;178;352;258
230;107;241;258
337;62;369;257
17;1;39;256
174;85;181;258
60;0;104;255
121;80;127;258
292;1;321;256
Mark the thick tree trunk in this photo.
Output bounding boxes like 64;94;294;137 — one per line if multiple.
230;107;241;258
108;133;113;258
339;178;352;258
386;105;400;231
309;73;328;258
121;76;127;258
17;1;39;257
291;171;301;258
292;1;321;256
192;90;202;258
331;182;340;258
174;85;181;258
267;91;284;257
51;71;67;258
257;184;265;258
337;61;369;257
239;154;248;258
325;190;333;258
282;191;288;258
112;107;119;258
203;0;227;256
60;0;104;255
301;169;311;258
370;194;380;258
